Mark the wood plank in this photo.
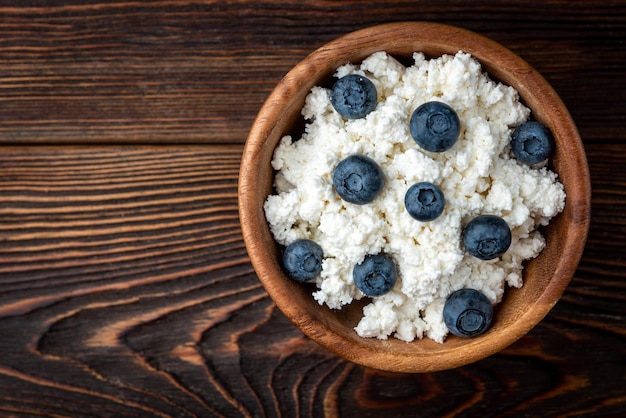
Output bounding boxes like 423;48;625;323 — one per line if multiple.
0;1;624;144
0;143;623;416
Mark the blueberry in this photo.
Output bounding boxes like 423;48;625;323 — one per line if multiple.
330;74;378;119
462;215;512;260
443;288;493;337
353;254;398;297
333;155;384;204
404;182;445;221
511;121;554;165
282;239;323;283
410;101;461;152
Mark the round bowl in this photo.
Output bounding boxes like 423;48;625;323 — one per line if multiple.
238;22;591;373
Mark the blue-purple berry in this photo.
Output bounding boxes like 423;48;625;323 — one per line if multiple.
443;288;493;337
353;254;397;297
330;74;378;119
462;215;512;260
282;239;323;282
333;155;384;205
404;182;445;221
410;101;461;152
511;121;554;165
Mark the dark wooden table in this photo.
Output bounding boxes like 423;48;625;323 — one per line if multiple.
0;2;624;417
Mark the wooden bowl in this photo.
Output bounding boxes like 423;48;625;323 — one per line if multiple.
238;22;591;373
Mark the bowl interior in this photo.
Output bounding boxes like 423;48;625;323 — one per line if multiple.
239;22;590;372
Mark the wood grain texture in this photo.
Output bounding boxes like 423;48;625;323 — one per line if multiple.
0;144;624;417
0;0;624;144
0;0;624;416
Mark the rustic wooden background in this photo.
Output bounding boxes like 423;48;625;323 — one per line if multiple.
0;1;624;417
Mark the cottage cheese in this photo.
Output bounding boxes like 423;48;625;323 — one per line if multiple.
264;51;565;343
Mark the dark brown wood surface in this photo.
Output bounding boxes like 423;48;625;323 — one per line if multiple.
0;1;624;417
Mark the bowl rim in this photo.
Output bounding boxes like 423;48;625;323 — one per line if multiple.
238;21;591;372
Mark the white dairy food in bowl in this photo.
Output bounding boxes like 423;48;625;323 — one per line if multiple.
263;51;565;343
